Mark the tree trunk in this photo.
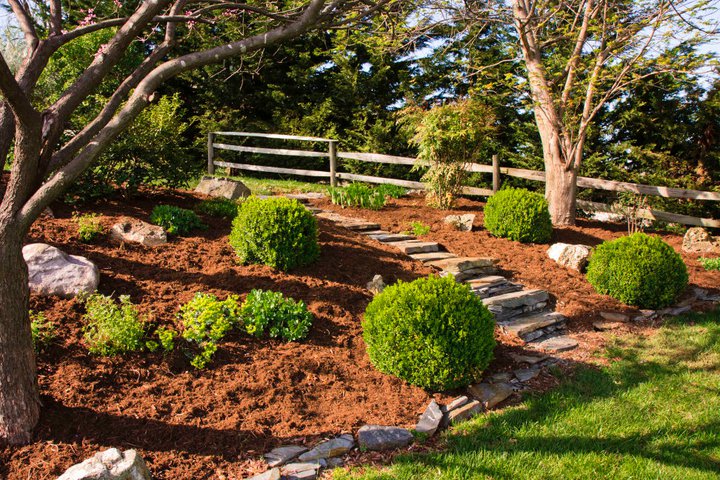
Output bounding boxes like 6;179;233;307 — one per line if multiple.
544;150;578;226
0;218;39;444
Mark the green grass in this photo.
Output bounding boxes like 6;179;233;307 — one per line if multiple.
190;173;329;195
336;310;720;480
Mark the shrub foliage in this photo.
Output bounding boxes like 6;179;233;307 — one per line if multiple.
83;294;146;356
150;205;206;236
178;293;240;369
329;183;386;210
362;275;496;390
241;289;313;341
195;198;240;219
484;188;553;243
586;233;689;308
73;213;104;242
229;196;320;271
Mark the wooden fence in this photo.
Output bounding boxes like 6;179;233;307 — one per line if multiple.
207;131;720;228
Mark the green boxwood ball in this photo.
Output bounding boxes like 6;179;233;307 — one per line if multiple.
229;196;320;271
362;275;496;391
586;233;688;309
483;188;553;243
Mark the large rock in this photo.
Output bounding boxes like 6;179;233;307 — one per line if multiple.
416;400;443;437
357;425;414;451
57;448;151;480
547;243;592;271
24;244;99;298
444;214;475;231
110;219;167;247
682;227;720;254
467;382;513;409
195;176;251;200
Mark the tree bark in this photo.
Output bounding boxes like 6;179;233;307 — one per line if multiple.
544;149;578;226
0;220;39;445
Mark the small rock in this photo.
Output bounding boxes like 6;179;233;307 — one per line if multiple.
264;446;308;468
510;353;548;365
110;218;167;247
590;211;625;223
514;368;540;383
489;372;513;383
246;468;281;480
24;243;99;298
659;305;693;317
447;400;482;424
57;448;150;480
366;275;386;294
358;425;414;451
415;400;443;436
281;462;322;480
599;311;630;322
534;335;578;352
547;243;592;271
682;227;720;254
467;382;513;409
446;396;469;411
444;214;475;231
42;207;55;218
593;321;624;331
195;176;251;200
298;435;354;462
325;457;344;468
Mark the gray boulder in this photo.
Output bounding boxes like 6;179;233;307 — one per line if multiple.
682;227;720;254
110;219;167;247
444;214;475;231
195;176;251;200
357;425;414;451
547;243;592;271
56;448;150;480
415;400;443;436
24;243;99;298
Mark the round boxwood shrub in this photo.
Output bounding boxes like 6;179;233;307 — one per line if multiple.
229;196;320;271
586;233;688;309
483;188;552;243
362;275;495;390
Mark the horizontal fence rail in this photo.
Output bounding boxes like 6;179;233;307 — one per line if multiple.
207;131;720;228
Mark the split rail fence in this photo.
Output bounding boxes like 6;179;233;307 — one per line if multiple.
207;131;720;228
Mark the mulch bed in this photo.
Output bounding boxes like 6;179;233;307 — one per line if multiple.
1;189;718;479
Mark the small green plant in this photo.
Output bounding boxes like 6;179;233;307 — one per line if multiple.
484;188;553;243
408;221;431;236
73;212;104;242
83;294;146;356
329;183;386;210
178;293;240;369
230;196;320;271
699;257;720;271
363;275;496;390
376;184;407;199
30;311;55;352
194;198;240;219
240;289;313;341
150;205;206;235
612;192;650;234
147;326;177;353
586;233;688;309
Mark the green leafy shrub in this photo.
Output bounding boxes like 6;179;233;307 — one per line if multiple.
408;221;431;236
240;290;313;341
83;294;146;356
362;275;496;390
30;311;55;352
147;326;177;353
73;212;104;242
229;196;320;271
329;183;386;210
195;198;240;219
150;205;205;236
586;233;689;308
699;257;720;271
484;188;553;243
375;184;407;199
178;293;240;369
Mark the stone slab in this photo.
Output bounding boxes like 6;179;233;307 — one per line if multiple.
409;252;457;263
392;241;440;254
447;400;482;424
501;312;566;340
483;289;549;310
357;425;414;451
264;446;308;467
467;382;513;409
298;434;354;461
533;335;579;352
426;257;497;273
416;400;443;437
369;233;417;243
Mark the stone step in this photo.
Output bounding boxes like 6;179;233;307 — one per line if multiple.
483;289;550;321
369;233;417;243
531;334;578;352
473;282;524;299
426;257;497;273
409;252;457;263
441;268;497;283
359;230;389;236
341;222;382;232
393;241;440;255
466;275;508;289
499;312;567;342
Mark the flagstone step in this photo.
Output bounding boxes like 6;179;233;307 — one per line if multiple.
393;241;440;254
483;289;550;321
472;282;524;299
359;230;389;236
499;312;567;342
342;222;382;231
409;252;458;263
530;334;578;352
466;276;508;289
369;233;417;243
426;257;497;273
441;268;498;283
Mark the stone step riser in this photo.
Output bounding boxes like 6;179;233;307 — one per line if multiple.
473;283;524;299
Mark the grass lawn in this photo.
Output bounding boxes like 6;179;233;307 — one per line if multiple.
336;311;720;480
192;173;329;195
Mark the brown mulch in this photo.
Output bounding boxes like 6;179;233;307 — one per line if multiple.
1;189;718;479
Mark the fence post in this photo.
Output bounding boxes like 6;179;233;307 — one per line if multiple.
328;140;338;188
207;132;216;175
492;154;500;193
